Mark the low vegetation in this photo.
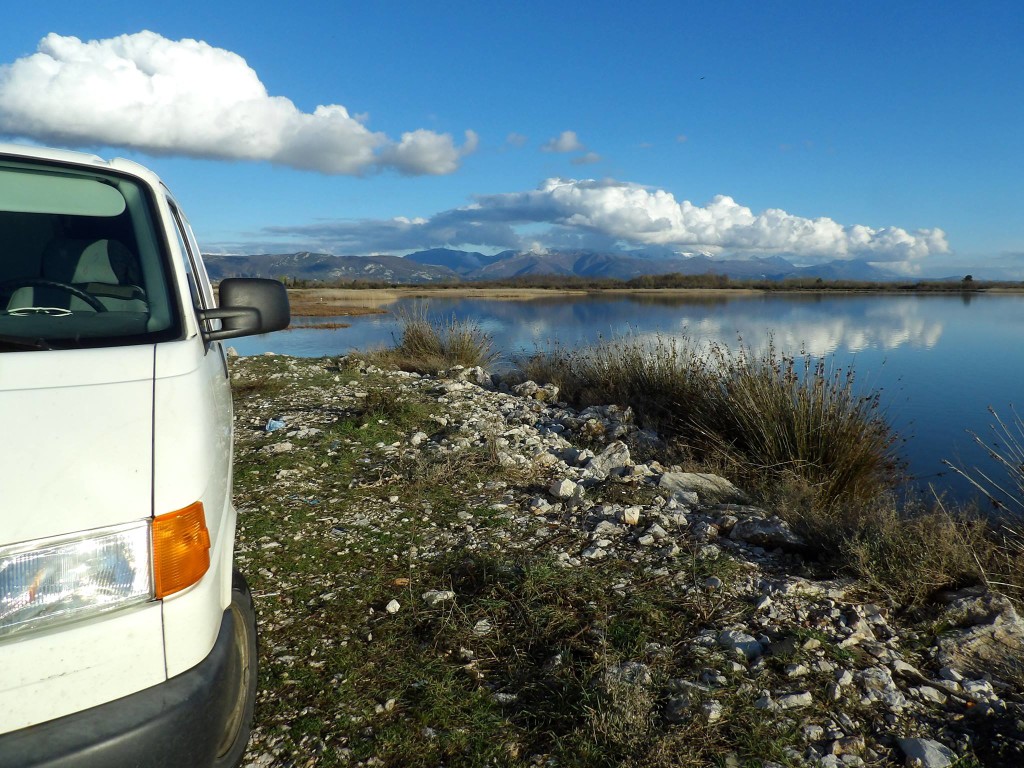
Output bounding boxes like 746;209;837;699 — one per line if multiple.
351;313;1024;607
512;333;1024;607
229;357;844;766
362;306;499;374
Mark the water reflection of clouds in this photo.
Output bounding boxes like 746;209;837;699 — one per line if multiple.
689;316;943;356
670;302;943;357
396;294;947;359
522;317;551;340
273;294;946;360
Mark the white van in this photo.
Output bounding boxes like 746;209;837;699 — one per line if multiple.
0;144;289;767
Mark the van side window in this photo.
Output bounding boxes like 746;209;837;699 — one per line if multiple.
168;203;215;308
168;207;203;311
167;200;224;339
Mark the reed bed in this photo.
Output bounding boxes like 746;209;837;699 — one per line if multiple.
518;336;898;509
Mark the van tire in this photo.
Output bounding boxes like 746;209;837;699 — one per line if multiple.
214;571;259;768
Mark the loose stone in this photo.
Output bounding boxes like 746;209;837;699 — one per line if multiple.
897;738;957;768
422;590;456;606
548;478;578;499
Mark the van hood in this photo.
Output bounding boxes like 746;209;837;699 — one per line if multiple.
0;346;154;545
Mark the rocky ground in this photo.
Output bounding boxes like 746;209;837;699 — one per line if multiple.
229;354;1024;768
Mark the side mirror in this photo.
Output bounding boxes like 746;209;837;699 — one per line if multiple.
198;278;291;341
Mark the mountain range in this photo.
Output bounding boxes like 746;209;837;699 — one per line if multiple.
201;248;904;284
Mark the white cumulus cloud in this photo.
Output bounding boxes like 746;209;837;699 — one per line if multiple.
470;179;949;265
380;129;479;176
0;31;476;175
251;177;948;270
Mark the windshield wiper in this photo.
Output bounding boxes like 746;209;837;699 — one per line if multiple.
0;334;55;351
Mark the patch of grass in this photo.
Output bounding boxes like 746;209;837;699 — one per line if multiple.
230;376;286;399
392;551;757;767
229;355;361;401
419;555;641;765
835;499;990;606
768;481;997;607
353;383;432;430
237;494;758;768
366;305;499;374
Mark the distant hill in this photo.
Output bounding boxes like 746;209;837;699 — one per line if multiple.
403;247;502;273
202;248;904;284
203;251;458;283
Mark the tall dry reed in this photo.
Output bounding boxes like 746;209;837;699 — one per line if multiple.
369;305;499;374
700;346;899;508
944;407;1024;599
518;335;898;508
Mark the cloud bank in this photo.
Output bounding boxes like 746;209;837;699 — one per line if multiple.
0;31;476;175
253;177;948;270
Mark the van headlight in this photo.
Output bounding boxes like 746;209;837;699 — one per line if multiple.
0;522;153;639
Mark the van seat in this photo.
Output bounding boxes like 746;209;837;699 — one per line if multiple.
7;239;147;312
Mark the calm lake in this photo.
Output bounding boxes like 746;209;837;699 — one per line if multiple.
231;291;1024;504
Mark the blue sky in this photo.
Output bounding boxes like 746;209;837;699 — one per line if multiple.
0;1;1021;276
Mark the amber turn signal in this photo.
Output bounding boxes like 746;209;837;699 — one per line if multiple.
153;502;211;598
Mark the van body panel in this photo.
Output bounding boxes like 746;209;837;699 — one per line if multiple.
0;343;160;734
0;346;154;544
160;517;232;677
0;607;239;768
0;603;164;733
152;338;235;675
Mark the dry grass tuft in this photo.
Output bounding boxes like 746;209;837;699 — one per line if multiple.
367;305;499;374
517;335;899;510
943;407;1024;601
835;497;992;605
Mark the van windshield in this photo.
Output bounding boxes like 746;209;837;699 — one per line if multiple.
0;160;180;351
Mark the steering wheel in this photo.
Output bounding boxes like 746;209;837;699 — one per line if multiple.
1;278;107;313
